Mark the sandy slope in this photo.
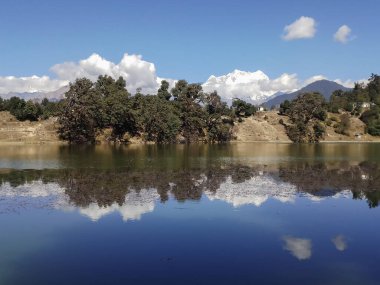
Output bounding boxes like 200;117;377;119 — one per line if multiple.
0;111;60;143
1;110;379;144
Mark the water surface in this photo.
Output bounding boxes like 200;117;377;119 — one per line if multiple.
0;143;379;285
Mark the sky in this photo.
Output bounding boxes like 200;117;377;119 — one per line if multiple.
0;0;379;101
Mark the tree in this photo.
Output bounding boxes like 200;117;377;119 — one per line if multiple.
171;81;207;142
95;75;136;140
22;100;42;121
232;99;256;118
205;91;234;142
58;78;103;143
279;100;291;115
157;80;171;101
286;92;327;143
368;73;380;105
136;96;180;143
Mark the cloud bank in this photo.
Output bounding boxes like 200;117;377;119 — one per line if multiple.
282;16;317;41
0;53;174;95
0;52;363;104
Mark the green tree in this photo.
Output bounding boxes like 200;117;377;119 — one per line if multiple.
205;91;234;142
95;75;136;140
232;98;256;118
58;78;103;143
171;81;207;143
136;96;180;143
157;80;171;101
286;92;327;143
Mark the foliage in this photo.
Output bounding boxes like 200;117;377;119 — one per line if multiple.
58;78;103;143
232;99;256;118
285;92;327;143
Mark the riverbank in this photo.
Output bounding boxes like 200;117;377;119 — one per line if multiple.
1;111;380;144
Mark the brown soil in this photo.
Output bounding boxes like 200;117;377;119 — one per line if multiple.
1;110;379;144
0;111;61;143
233;111;291;142
233;111;380;143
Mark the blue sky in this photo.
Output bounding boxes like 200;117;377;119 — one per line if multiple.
0;0;379;97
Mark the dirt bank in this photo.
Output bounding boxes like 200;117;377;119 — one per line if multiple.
1;111;380;144
0;111;61;144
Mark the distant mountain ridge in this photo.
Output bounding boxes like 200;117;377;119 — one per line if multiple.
0;86;68;102
263;80;351;108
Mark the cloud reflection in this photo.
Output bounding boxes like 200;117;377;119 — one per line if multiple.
283;236;312;260
332;235;347;251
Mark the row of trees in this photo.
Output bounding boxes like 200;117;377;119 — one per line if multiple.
57;76;256;144
0;96;60;121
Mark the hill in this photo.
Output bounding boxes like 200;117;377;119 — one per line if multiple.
263;80;351;108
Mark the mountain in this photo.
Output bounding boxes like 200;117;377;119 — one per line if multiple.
263;80;351;108
0;85;68;101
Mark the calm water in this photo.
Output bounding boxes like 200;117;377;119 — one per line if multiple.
0;143;380;285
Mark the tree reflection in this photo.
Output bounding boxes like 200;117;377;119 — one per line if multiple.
1;161;380;209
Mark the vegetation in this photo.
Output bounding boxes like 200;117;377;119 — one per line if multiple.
284;92;327;143
327;74;380;135
0;96;60;121
57;76;236;144
2;72;380;143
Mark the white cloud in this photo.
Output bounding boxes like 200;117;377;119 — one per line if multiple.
303;75;327;86
0;53;174;95
202;70;299;104
51;53;170;94
0;51;363;100
334;25;352;44
282;16;317;41
331;235;347;251
206;175;297;207
283;236;312;260
0;75;68;94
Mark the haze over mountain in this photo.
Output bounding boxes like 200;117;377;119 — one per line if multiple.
0;85;68;102
263;80;351;108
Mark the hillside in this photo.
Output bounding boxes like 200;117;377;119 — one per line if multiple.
233;111;380;143
0;112;60;143
1;110;380;144
263;80;351;108
233;111;291;142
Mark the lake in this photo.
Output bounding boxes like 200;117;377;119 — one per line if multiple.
0;143;380;285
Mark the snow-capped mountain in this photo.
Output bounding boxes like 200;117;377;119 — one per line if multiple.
202;69;299;105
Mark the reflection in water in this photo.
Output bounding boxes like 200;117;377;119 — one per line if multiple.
73;189;160;222
283;236;312;260
1;160;380;221
332;235;348;251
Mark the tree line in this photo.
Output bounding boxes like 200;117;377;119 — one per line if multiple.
1;73;379;144
0;96;61;121
57;76;257;144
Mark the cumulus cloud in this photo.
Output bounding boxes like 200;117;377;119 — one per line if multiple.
202;70;358;104
50;53;173;94
334;25;353;44
283;236;312;260
282;16;317;41
0;53;174;95
0;51;362;100
202;70;299;104
331;235;347;251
